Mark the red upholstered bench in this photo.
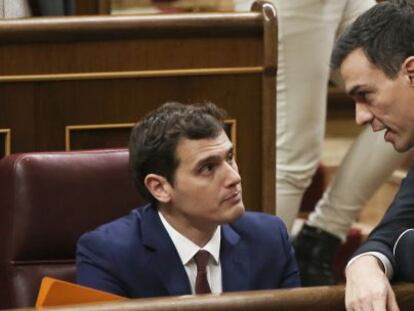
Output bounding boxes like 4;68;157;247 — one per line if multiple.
0;149;144;309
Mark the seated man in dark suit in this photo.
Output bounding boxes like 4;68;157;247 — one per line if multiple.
329;1;414;310
76;102;300;298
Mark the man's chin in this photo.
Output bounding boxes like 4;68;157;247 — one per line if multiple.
394;145;412;153
384;131;411;152
391;140;413;153
227;203;245;222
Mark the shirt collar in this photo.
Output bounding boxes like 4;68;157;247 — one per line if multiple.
158;210;221;265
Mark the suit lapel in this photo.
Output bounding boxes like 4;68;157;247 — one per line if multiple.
140;205;191;296
221;224;251;292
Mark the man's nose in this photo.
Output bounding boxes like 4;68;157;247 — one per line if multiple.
224;162;241;187
355;103;374;125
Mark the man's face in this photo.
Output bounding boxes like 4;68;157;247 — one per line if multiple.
165;130;245;232
340;48;414;152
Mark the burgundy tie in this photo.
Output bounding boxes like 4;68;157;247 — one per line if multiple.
194;250;211;294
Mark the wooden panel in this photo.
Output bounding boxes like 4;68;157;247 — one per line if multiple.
223;120;237;153
74;0;111;15
0;14;263;44
253;1;277;211
66;123;133;151
0;83;36;152
0;129;11;158
0;2;276;213
66;119;236;151
0;38;262;76
1;74;261;211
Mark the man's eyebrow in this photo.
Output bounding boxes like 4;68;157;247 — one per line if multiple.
347;84;368;98
347;85;361;97
195;146;234;167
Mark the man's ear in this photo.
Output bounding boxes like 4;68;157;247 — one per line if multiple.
402;56;414;86
144;174;172;203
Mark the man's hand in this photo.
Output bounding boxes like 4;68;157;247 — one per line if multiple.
345;255;399;311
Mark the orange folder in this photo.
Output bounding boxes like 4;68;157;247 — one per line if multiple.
36;277;128;307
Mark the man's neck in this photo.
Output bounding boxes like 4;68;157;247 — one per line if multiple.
158;206;217;247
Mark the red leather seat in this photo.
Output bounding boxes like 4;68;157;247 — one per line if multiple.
0;149;144;309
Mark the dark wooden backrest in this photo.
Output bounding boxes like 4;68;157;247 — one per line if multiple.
0;1;277;214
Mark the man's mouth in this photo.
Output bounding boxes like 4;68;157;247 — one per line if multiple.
371;124;387;132
222;190;241;203
384;128;393;143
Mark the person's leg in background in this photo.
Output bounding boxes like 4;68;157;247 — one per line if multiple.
236;0;377;231
0;0;31;18
307;127;408;241
292;0;409;286
235;0;355;231
294;127;408;285
273;0;348;232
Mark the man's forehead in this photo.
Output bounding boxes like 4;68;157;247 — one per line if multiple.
341;50;366;76
340;49;376;92
176;131;232;162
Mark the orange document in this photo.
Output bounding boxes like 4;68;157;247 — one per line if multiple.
36;277;127;307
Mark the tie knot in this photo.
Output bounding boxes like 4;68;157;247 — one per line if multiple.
194;250;210;272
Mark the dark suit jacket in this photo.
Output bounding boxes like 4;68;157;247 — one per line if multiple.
76;204;300;297
353;162;414;277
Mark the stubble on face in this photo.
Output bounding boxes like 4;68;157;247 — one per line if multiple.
159;131;245;245
341;48;414;152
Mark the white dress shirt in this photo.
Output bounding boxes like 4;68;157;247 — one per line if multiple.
346;252;393;279
158;211;222;294
346;229;414;279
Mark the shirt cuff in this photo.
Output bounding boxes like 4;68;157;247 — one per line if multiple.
346;252;393;279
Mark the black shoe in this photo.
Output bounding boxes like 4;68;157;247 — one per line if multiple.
292;224;341;286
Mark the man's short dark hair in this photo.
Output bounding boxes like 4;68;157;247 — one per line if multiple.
129;102;227;203
331;0;414;78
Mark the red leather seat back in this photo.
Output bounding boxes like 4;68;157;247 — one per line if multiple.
0;149;144;309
